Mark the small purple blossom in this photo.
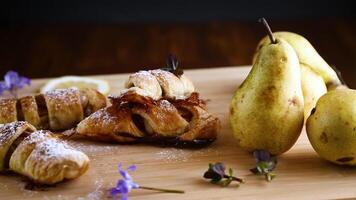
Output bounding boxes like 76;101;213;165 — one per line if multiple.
110;163;139;200
110;163;184;200
0;71;31;98
203;162;244;187
250;150;277;182
212;162;226;177
253;149;271;162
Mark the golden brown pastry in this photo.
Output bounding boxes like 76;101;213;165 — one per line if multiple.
0;121;89;185
0;98;17;124
77;69;220;146
0;88;106;131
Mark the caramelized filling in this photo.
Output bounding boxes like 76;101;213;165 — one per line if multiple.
3;130;32;170
104;91;217;147
178;107;193;122
16;101;24;121
131;114;147;133
35;94;49;129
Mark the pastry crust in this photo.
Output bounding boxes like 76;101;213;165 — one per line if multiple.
0;88;106;131
131;99;189;137
0;121;90;185
124;70;162;99
149;69;186;99
10;130;89;184
0;98;17;124
44;89;84;130
123;69;195;100
79;88;107;117
76;106;144;142
77;69;219;146
19;96;41;128
0;121;36;171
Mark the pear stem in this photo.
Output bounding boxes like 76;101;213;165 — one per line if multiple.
139;186;185;194
259;18;276;44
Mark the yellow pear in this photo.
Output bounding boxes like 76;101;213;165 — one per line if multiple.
306;89;356;166
300;64;327;121
230;22;304;155
253;31;343;90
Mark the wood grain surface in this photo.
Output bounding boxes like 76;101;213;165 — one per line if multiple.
1;66;356;200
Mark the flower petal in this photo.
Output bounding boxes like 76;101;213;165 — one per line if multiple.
118;163;124;174
110;187;121;196
4;71;19;89
119;170;132;180
118;180;130;193
17;76;31;88
212;162;225;177
253;150;270;162
127;165;137;171
0;82;7;94
120;193;128;200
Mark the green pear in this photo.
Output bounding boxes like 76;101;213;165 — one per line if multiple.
306;89;356;166
230;24;304;155
253;31;343;90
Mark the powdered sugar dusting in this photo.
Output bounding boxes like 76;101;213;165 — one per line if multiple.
36;139;76;159
0;121;29;144
129;70;157;82
158;99;175;111
18;182;39;197
67;140;118;155
0;182;9;191
45;88;81;110
156;149;189;162
155;148;221;163
42;195;71;200
20;130;87;163
86;108;118;126
76;179;106;200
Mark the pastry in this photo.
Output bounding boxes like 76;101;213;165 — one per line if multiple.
0;121;89;185
0;88;106;131
76;69;220;146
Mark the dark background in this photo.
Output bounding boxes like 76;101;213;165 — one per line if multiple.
0;0;355;86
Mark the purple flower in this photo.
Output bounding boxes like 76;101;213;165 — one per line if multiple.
250;150;277;182
203;162;244;186
0;71;31;97
110;163;184;199
110;163;139;200
253;149;271;162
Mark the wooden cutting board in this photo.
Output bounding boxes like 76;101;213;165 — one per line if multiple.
1;66;356;200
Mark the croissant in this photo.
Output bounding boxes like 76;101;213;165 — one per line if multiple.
76;69;220;146
0;121;89;185
0;88;106;131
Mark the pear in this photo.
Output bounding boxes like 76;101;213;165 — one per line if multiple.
300;64;327;121
306;89;356;166
230;19;304;155
253;31;344;90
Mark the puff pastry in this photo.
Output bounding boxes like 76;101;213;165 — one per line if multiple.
0;88;106;131
77;69;220;146
0;121;89;185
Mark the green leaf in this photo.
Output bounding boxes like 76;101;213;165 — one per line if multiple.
220;179;232;187
210;179;219;184
229;168;233;177
208;163;213;169
265;173;276;182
